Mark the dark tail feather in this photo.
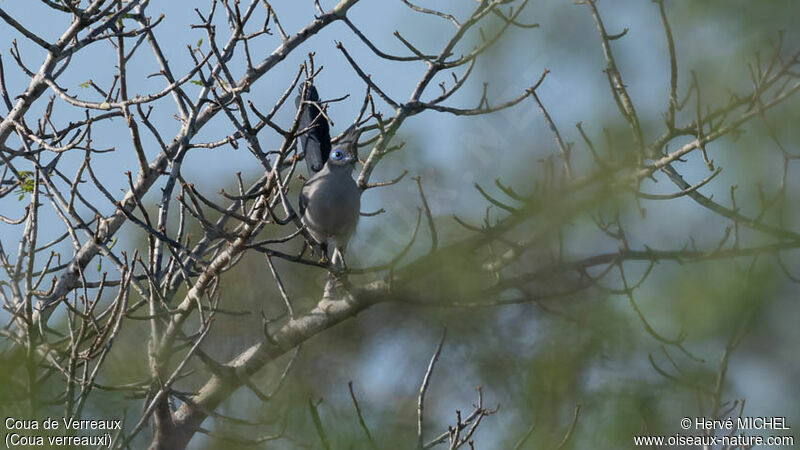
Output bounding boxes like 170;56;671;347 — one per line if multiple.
296;84;331;175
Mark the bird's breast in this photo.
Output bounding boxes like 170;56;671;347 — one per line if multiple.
302;175;360;240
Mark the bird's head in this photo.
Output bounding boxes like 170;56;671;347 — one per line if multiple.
326;147;357;168
326;125;360;170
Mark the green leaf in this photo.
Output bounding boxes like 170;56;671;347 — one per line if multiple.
190;80;203;86
196;38;203;48
78;81;90;88
14;171;34;199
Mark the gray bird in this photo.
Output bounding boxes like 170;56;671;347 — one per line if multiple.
299;127;361;268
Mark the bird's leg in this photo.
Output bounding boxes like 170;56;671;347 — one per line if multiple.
304;239;327;263
326;248;346;282
323;247;351;299
318;242;329;264
332;247;347;271
323;249;342;299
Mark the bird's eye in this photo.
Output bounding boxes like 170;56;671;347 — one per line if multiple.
331;150;344;160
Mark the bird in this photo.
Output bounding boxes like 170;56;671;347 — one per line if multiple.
296;84;361;269
299;127;361;269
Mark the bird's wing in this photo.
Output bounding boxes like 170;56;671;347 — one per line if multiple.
298;181;310;217
296;84;331;175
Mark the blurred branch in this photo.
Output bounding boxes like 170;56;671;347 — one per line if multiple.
348;381;378;449
555;404;581;449
417;328;446;449
308;398;331;450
